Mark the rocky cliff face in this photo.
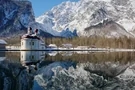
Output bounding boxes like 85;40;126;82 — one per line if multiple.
0;0;35;37
36;0;135;38
84;20;132;38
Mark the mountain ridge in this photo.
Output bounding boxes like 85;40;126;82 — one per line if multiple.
1;0;135;38
36;0;135;38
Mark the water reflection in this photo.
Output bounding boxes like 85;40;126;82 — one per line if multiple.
0;52;6;62
20;51;45;73
35;51;135;90
0;51;135;90
0;52;34;90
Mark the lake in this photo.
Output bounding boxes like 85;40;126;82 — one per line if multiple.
0;51;135;90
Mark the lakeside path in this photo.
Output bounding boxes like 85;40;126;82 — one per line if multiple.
1;48;135;52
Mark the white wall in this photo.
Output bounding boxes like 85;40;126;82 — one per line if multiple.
21;38;45;50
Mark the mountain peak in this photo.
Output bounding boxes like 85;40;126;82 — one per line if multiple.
35;0;135;38
81;0;111;2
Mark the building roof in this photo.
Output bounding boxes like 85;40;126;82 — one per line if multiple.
22;34;40;40
48;44;57;48
0;40;7;44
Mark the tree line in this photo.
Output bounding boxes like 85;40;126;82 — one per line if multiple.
44;36;135;49
4;36;135;49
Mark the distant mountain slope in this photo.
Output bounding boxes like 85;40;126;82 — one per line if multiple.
84;20;133;38
36;0;135;38
34;12;78;38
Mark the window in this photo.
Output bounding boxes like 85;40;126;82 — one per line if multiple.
32;55;34;59
32;42;34;46
29;55;34;59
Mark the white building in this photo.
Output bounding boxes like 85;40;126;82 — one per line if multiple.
21;28;45;50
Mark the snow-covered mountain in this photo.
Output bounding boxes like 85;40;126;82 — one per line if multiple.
0;0;35;37
1;0;135;38
0;0;56;38
36;0;135;38
34;11;78;38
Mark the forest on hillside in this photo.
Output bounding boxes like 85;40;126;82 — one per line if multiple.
45;37;135;49
4;36;135;49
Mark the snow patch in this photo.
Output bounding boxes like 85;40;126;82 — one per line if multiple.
117;19;135;32
0;40;7;44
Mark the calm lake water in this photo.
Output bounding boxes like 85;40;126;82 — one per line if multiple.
0;51;135;90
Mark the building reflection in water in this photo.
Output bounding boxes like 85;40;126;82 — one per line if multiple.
20;51;45;73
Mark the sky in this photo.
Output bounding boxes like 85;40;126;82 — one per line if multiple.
28;0;79;17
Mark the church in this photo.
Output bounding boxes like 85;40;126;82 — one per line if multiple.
21;27;45;50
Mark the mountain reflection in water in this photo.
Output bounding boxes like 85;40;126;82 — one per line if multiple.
0;51;135;90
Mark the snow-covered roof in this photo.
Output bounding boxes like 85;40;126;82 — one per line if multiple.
22;34;40;40
0;40;7;44
48;44;57;47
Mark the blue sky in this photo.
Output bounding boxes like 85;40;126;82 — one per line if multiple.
28;0;79;17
